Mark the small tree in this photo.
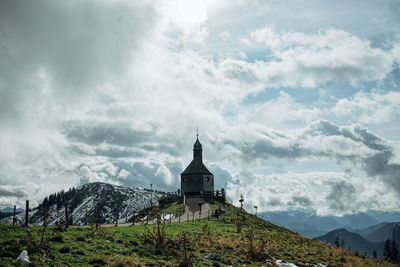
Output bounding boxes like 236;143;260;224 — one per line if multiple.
341;239;345;248
373;250;377;258
391;239;399;263
334;235;340;248
42;197;49;207
384;238;391;260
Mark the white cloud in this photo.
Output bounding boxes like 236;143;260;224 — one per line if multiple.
117;169;130;180
240;91;322;128
332;91;400;124
226;170;399;215
0;0;399;216
246;27;398;87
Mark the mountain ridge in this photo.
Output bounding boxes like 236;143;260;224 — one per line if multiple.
1;182;163;226
259;210;400;238
315;228;384;256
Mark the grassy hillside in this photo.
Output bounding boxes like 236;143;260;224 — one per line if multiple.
0;200;395;266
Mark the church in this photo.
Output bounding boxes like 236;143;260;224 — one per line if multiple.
180;133;215;198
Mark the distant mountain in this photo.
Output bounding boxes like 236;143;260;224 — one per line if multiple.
332;213;378;230
259;210;342;238
315;228;383;256
259;210;396;238
0;207;24;213
366;211;400;223
0;207;24;220
1;182;162;225
356;222;400;242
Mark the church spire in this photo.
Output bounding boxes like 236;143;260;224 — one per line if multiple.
193;130;202;159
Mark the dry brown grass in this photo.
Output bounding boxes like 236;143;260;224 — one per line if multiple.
108;255;143;267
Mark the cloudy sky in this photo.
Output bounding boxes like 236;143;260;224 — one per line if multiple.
1;0;399;215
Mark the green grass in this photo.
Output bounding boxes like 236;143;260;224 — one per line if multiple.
0;201;396;266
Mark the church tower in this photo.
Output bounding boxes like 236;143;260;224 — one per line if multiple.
181;132;214;197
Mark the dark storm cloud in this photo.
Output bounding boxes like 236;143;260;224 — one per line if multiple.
0;0;155;121
267;197;283;207
309;121;388;152
326;180;356;212
289;195;312;207
243;138;303;160
63;121;181;158
0;186;25;198
63;121;153;147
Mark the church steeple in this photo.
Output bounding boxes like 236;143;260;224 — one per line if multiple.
181;130;214;197
193;130;203;159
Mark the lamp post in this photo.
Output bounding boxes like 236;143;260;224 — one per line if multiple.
198;201;203;220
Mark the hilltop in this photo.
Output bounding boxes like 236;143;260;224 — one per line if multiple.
1;182;162;226
0;199;395;266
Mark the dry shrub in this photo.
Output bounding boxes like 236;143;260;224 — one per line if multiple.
109;255;143;267
244;228;273;262
176;231;203;267
142;213;167;254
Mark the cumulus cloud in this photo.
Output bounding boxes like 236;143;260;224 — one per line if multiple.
332;91;400;124
236;120;379;163
221;120;400;212
0;0;399;217
240;27;399;88
226;170;399;216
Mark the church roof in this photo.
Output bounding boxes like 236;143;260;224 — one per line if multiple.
181;157;212;175
181;134;213;175
193;137;202;149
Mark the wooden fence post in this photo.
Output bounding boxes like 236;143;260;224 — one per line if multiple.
13;205;16;226
65;204;69;228
178;209;181;223
169;213;172;223
187;211;189;222
208;209;210;220
96;204;99;230
146;211;149;224
25;200;29;227
192;211;194;222
43;207;48;227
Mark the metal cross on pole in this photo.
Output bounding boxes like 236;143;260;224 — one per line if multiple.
239;194;244;210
